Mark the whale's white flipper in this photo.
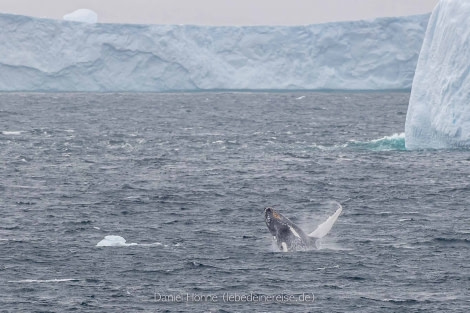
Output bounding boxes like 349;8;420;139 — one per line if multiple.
308;204;342;239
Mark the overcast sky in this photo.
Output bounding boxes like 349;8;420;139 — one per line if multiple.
0;0;439;25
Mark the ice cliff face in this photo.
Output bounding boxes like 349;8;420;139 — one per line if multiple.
0;13;428;92
405;0;470;149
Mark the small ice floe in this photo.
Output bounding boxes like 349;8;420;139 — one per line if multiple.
96;235;175;247
96;235;137;247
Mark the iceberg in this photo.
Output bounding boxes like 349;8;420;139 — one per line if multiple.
0;13;428;92
405;0;470;149
63;9;98;24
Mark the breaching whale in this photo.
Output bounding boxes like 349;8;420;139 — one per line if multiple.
264;203;342;252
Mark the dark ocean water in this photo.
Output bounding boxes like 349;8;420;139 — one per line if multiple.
1;92;469;312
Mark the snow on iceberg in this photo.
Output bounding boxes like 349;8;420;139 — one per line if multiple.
0;13;428;92
405;0;470;149
63;9;98;24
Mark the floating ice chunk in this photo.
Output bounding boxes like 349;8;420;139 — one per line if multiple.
96;235;136;247
96;235;170;247
63;9;98;24
405;0;470;149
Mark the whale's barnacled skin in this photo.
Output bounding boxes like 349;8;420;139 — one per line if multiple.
264;207;315;252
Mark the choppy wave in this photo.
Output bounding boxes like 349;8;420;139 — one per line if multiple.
3;93;469;312
347;133;406;151
359;291;462;304
433;237;470;246
310;133;406;152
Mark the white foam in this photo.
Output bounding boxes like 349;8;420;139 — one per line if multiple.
309;143;347;151
399;218;413;222
8;278;79;283
316;265;340;270
1;131;23;135
281;242;288;252
140;243;166;247
316;240;353;251
370;132;405;143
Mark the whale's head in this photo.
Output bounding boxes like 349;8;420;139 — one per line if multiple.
264;207;288;236
264;207;311;252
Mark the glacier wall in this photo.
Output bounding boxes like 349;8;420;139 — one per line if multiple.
0;13;429;92
405;0;470;149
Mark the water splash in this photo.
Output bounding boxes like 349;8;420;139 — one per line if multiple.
348;133;406;151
